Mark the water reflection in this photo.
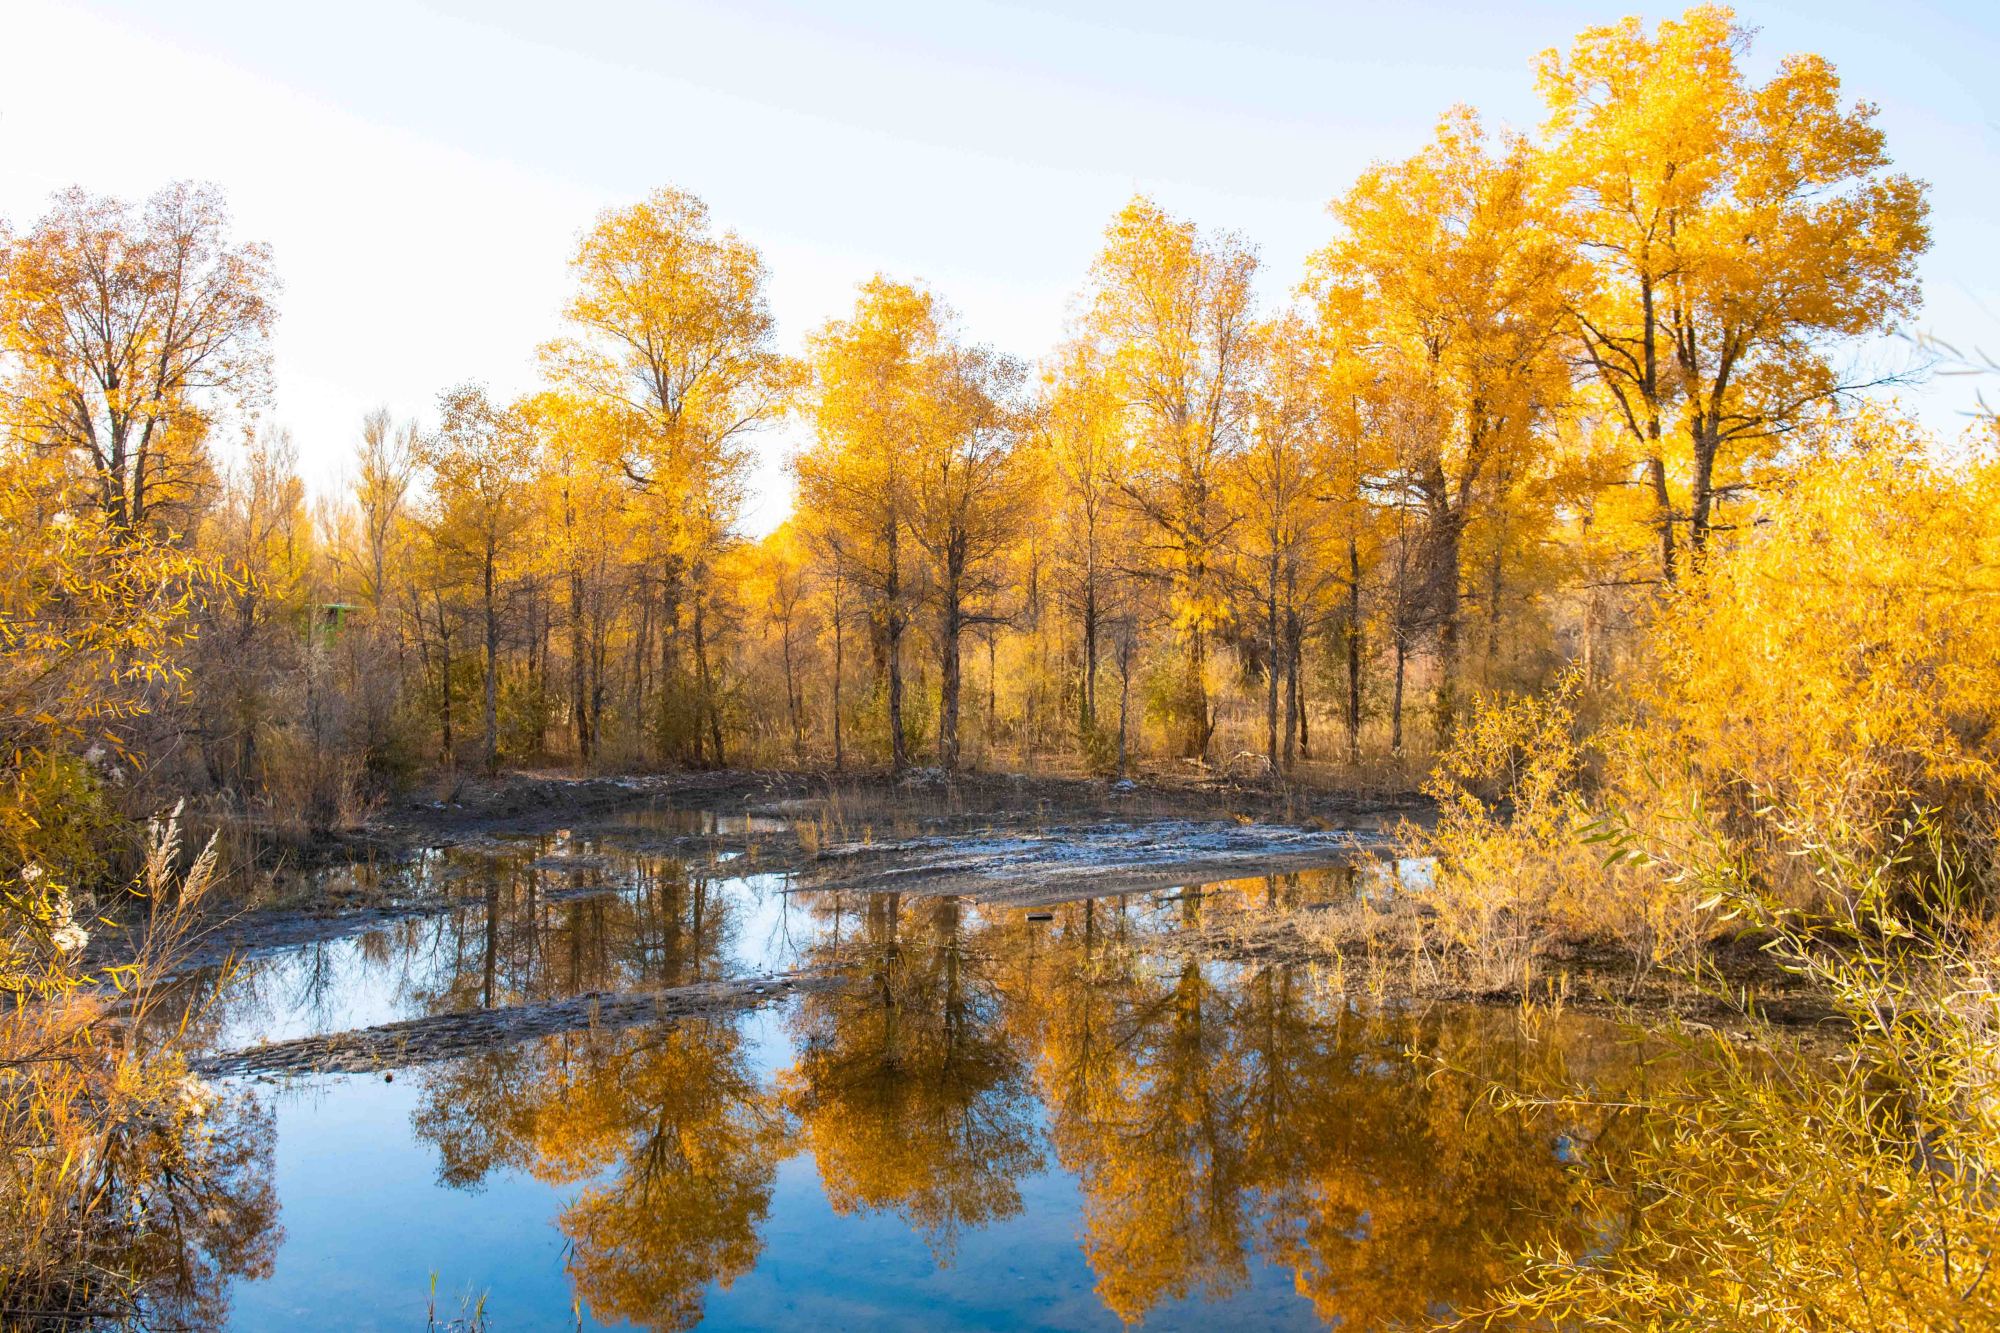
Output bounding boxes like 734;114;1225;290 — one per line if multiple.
194;836;1636;1329
987;887;1600;1327
30;1076;283;1329
410;1017;782;1330
190;847;761;1051
783;893;1044;1261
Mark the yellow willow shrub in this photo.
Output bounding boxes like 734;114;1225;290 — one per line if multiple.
0;752;124;898
1463;806;2000;1332
1411;680;1697;985
1638;430;2000;897
0;814;278;1325
0;454;213;770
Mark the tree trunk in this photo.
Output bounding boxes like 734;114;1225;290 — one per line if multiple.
938;546;964;773
1391;628;1406;756
436;593;454;765
693;592;723;768
1081;581;1098;734
884;524;908;772
1687;412;1722;568
1432;512;1463;751
832;592;846;773
1294;629;1310;759
1485;473;1508;673
1485;541;1505;668
1346;539;1363;764
569;566;591;764
588;615;607;759
1116;632;1133;777
1648;453;1675;583
1581;584;1598;688
781;616;803;765
482;546;499;775
1264;559;1280;776
1283;603;1301;772
1188;626;1213;762
659;566;679;759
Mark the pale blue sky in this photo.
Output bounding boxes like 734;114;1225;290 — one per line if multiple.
3;0;1996;531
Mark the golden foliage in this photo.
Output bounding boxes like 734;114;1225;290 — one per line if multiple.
1637;419;2000;872
1536;4;1931;571
0;181;276;533
0;816;278;1326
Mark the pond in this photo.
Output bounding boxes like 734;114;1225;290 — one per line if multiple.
149;806;1646;1330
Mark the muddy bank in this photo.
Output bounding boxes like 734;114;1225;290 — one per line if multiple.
793;819;1395;907
390;768;816;834
162;768;1422;960
390;766;1429;843
198;971;839;1078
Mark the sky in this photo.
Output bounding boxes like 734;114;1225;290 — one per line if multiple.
3;0;1997;535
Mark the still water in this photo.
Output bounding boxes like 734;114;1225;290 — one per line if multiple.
160;812;1641;1330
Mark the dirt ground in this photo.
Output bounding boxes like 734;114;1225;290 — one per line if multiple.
173;768;1823;1079
387;765;1432;837
179;767;1426;950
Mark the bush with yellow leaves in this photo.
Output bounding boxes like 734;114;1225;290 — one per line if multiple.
1411;416;2000;1329
1459;803;2000;1332
1410;678;1707;989
1638;421;2000;906
0;814;279;1327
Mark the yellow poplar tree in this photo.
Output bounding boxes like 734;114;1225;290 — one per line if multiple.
1535;4;1930;577
0;182;276;534
543;186;789;765
1036;343;1129;752
906;338;1027;772
416;384;537;774
1080;196;1260;760
794;277;943;772
519;392;629;764
1231;313;1342;774
1309;109;1571;742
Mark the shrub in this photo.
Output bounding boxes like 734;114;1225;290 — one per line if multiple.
1411;680;1705;986
0;813;279;1325
1635;436;2000;905
1466;806;2000;1331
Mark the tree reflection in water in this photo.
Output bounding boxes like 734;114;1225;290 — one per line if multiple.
413;1019;783;1331
780;890;1044;1261
389;868;1626;1330
406;855;780;1331
10;1073;283;1329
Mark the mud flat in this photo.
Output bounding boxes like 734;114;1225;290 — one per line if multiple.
198;972;837;1077
173;769;1417;963
792;818;1393;906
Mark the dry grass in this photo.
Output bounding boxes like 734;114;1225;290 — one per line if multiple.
1453;809;2000;1332
0;813;278;1328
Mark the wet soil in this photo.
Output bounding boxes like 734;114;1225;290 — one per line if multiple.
390;766;1430;841
198;972;839;1077
167;768;1826;1082
177;768;1422;956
